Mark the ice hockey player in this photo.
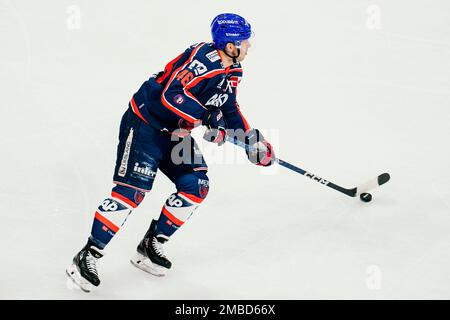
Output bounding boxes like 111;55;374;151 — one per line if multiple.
66;13;276;292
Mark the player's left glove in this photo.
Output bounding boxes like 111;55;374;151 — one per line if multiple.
245;128;276;167
203;108;227;146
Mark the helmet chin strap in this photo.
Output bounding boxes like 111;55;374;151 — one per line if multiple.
224;47;241;64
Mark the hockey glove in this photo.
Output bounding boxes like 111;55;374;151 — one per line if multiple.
203;108;227;146
245;129;276;167
171;119;196;138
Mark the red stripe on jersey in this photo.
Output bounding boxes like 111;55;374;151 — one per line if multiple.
162;206;184;226
111;191;138;208
179;191;204;204
184;69;225;90
228;68;243;74
160;43;206;124
130;98;149;125
156;52;184;84
183;68;226;109
161;95;201;124
95;212;120;233
183;89;206;110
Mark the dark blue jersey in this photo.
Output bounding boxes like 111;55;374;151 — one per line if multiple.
129;42;250;134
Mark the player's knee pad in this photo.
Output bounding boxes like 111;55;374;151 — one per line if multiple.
176;171;210;202
111;184;146;208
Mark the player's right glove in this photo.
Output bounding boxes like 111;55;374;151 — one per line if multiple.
245;129;276;167
202;108;227;146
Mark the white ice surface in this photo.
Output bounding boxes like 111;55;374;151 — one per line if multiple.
1;0;449;299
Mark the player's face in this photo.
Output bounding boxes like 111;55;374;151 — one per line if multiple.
236;39;251;62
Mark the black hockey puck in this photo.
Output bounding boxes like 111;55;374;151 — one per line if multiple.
360;192;372;202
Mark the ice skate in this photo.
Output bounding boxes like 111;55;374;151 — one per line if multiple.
130;220;172;277
66;244;104;292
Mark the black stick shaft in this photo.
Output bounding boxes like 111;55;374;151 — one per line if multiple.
228;137;357;197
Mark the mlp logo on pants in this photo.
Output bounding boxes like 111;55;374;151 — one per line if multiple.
132;162;157;181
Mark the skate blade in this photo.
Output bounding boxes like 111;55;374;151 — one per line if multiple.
130;252;168;277
66;264;93;293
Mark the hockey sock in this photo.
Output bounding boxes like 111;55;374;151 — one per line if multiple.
154;192;205;238
154;172;209;238
89;185;145;249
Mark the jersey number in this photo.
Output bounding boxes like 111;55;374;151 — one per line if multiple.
176;59;207;86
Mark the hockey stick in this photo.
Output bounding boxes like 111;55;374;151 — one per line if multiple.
227;137;390;200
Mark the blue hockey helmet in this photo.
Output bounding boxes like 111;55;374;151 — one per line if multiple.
210;13;252;50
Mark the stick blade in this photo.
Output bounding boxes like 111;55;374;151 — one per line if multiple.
356;172;391;195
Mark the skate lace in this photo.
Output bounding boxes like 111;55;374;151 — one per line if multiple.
85;252;98;276
152;237;166;258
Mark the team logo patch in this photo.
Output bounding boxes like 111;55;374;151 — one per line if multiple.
198;179;209;198
199;185;209;198
173;94;185;105
134;191;145;205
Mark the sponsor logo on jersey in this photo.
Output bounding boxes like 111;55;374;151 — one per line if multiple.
206;93;228;107
173;94;185;105
206;51;221;63
133;162;156;179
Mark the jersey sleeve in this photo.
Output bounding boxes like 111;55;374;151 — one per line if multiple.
222;100;251;133
220;67;251;137
160;43;211;126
